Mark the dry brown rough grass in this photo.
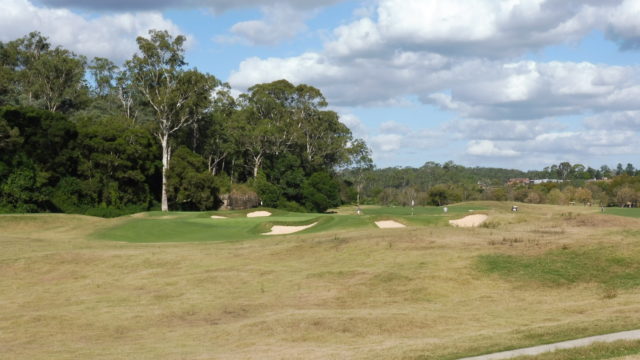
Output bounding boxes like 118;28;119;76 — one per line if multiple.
2;203;640;359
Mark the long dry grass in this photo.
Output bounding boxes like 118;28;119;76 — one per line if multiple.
2;203;640;359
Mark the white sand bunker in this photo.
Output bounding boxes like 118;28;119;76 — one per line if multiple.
449;214;488;227
263;222;317;235
210;215;227;219
247;211;271;218
375;220;406;229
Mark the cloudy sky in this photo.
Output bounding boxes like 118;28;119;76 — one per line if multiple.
3;0;640;170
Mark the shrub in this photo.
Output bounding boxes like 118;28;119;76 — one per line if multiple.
302;171;340;212
167;146;220;211
254;173;281;208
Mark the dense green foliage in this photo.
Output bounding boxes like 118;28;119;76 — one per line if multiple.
0;31;367;215
0;106;77;212
341;160;640;208
4;30;640;215
166;146;219;211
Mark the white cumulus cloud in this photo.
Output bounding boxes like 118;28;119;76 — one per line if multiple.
0;0;186;62
467;140;520;157
216;4;310;45
38;0;343;12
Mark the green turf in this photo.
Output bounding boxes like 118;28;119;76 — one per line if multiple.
509;339;640;360
361;204;485;216
476;245;640;289
91;205;477;243
92;211;317;243
605;207;640;218
361;204;486;227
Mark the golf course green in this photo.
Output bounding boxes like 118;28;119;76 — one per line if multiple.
92;204;486;243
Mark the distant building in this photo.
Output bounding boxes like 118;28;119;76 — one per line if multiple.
586;178;610;183
530;179;564;185
507;178;530;185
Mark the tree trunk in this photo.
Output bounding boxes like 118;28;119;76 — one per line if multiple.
253;153;263;178
161;133;170;212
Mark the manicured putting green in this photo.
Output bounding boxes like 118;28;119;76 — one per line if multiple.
93;211;317;243
92;205;480;243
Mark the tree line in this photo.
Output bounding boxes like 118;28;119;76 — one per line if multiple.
340;161;640;208
4;30;637;216
0;30;369;215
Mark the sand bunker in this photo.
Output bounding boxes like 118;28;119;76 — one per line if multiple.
375;220;406;229
210;215;227;219
449;214;488;227
247;211;271;218
263;222;317;235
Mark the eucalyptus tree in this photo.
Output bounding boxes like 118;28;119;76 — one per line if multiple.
87;57;134;119
240;80;297;178
1;32;86;112
10;32;50;106
126;30;218;211
88;57;118;98
346;138;373;207
202;84;239;176
0;41;18;105
240;79;353;177
300;110;352;169
32;47;87;112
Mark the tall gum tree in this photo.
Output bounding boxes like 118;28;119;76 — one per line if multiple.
127;30;218;211
346;138;373;208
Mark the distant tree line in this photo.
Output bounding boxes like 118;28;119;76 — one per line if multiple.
0;30;369;215
340;161;640;208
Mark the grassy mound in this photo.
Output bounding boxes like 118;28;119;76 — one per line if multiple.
92;210;322;243
91;205;479;243
477;245;640;289
606;208;640;218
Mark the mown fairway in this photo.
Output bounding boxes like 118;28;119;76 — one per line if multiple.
92;204;484;243
2;202;640;359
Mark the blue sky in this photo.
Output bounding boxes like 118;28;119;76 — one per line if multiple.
3;0;640;171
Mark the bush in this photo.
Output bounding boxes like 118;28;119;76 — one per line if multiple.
302;171;340;213
277;198;307;212
51;176;85;213
254;173;281;208
0;166;49;212
167;146;220;211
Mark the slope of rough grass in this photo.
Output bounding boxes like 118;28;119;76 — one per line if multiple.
606;208;640;219
3;203;640;360
477;245;640;289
